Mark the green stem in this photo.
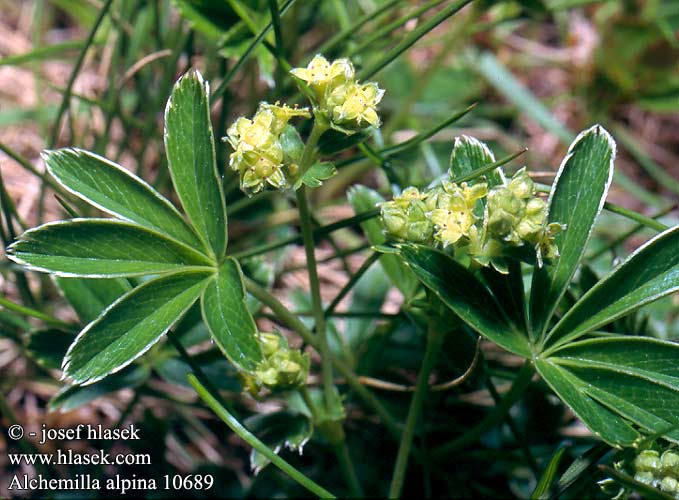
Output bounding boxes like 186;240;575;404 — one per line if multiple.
335;440;364;497
300;388;363;496
0;296;74;329
325;251;380;318
244;277;400;437
388;323;445;499
296;186;337;413
588;205;674;260
299;119;328;177
188;374;336;499
602;201;668;232
166;331;234;413
432;361;535;457
230;208;379;259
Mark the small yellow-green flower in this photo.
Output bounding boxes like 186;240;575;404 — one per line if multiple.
226;102;310;195
291;54;384;133
327;81;384;129
430;181;487;246
290;54;354;96
533;222;565;267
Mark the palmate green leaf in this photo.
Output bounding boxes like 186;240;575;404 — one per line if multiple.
530;125;616;337
449;135;505;188
44;148;203;249
201;258;262;372
396;243;531;358
538;337;679;446
64;270;212;385
545;226;679;349
54;277;131;323
7;219;214;278
164;70;227;259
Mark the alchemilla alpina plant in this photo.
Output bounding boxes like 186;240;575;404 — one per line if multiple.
6;51;679;500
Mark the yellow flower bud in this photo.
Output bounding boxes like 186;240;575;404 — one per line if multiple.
380;188;433;243
507;167;535;199
635;450;661;473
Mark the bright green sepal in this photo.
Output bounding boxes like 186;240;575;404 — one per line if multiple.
44;148;203;250
293;162;337;190
396;243;531;358
201;258;263;372
7;219;214;278
545;225;679;349
63;270;212;385
529;125;616;338
164;69;227;259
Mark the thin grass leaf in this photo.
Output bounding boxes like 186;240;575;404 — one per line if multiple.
449;135;506;187
358;0;473;79
531;445;567;499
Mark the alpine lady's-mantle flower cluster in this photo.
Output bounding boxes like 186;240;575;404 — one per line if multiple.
380;138;564;272
225;54;384;195
291;54;384;132
226;103;309;195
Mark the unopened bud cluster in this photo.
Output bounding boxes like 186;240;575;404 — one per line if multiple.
225;55;383;195
240;332;310;396
380;163;563;271
633;449;679;497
